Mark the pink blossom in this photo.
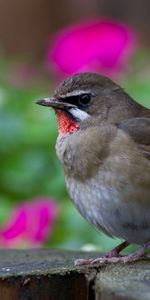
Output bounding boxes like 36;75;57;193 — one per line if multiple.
0;198;58;248
46;18;136;78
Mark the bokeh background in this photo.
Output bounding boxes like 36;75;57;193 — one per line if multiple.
0;0;149;251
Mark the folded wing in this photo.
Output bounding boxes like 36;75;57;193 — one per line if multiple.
118;117;150;160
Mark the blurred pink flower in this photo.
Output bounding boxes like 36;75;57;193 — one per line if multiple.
0;198;58;248
46;18;136;77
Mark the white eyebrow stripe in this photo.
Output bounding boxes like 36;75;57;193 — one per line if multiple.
60;90;91;98
69;108;90;121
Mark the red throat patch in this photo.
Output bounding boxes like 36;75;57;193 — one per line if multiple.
56;110;80;135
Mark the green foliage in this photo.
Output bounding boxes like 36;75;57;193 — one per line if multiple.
0;56;149;251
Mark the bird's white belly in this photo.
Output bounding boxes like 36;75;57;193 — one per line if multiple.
66;172;150;245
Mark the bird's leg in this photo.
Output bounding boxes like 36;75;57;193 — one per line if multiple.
104;240;130;258
90;240;150;264
75;240;129;266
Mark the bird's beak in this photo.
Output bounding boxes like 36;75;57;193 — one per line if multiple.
36;98;76;109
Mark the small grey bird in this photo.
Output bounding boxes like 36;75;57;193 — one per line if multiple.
37;72;150;265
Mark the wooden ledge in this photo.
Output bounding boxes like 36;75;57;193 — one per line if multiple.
0;249;150;299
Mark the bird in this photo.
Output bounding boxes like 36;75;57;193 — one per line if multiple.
37;72;150;265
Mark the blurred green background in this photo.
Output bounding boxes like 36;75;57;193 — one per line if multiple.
0;0;149;252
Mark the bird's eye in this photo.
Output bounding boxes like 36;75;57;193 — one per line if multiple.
78;94;91;106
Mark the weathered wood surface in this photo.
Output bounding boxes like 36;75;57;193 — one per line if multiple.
95;262;150;300
0;249;150;300
0;249;95;300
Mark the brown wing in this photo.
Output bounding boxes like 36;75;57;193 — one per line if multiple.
118;117;150;160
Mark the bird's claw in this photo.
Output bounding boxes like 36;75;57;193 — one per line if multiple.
75;253;146;266
74;258;93;266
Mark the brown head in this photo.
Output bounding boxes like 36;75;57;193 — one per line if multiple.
37;72;148;135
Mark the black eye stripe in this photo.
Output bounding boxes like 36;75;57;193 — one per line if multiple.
61;94;91;107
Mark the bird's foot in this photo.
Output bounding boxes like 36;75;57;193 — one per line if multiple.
75;240;150;266
74;258;94;266
74;246;124;266
74;247;121;266
74;252;142;266
74;252;121;266
90;252;143;264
